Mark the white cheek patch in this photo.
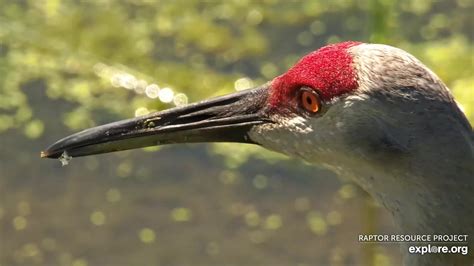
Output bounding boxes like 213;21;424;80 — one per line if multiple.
248;101;355;165
286;116;314;134
344;94;368;108
248;114;313;156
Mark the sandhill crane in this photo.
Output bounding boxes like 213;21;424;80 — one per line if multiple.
42;42;474;265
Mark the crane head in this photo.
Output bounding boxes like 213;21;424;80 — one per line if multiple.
42;41;470;173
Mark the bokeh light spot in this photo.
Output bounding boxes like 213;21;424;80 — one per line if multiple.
310;20;326;35
22;243;40;257
106;188;121;203
13;216;27;230
206;242;220;256
252;175;268;189
297;31;313;46
145;84;160;99
173;93;188;106
219;170;239;185
116;161;133;178
158;87;174;103
156;17;174;36
234;77;253;91
264;214;282;230
134;107;149;117
171;207;192;222
85;157;99;171
24;119;44;139
72;258;88;266
244;211;260;227
338;184;356;199
90;211;106;226
307;211;327;235
260;63;278;79
136;80;148;94
139;228;156;243
374;250;392;266
246;9;263;25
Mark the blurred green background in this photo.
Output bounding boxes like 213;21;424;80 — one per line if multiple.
1;0;472;265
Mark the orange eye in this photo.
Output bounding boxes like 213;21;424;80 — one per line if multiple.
300;90;321;113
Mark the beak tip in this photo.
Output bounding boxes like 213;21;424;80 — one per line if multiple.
41;150;60;159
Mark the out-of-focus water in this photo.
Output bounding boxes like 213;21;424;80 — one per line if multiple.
1;1;472;265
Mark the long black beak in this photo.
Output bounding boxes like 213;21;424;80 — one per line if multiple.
41;84;271;159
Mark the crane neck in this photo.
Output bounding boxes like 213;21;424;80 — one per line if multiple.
335;139;474;265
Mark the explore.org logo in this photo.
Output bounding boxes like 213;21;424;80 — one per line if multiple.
358;234;469;256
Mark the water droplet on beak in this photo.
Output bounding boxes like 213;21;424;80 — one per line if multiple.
59;151;72;167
